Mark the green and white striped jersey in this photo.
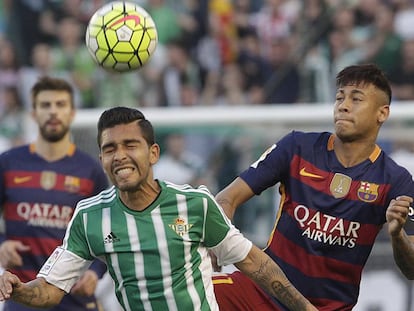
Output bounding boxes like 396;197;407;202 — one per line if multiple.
38;181;252;311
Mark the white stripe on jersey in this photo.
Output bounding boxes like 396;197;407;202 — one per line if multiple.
176;193;202;310
103;207;113;253
111;252;132;311
151;208;178;311
165;182;233;228
126;213;152;311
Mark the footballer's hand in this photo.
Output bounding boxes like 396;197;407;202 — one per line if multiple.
0;271;22;301
70;270;98;297
0;240;31;269
387;196;413;237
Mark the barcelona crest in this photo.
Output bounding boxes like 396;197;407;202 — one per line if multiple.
357;181;379;202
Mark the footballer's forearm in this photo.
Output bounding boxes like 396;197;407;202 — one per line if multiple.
391;230;414;279
12;277;65;308
236;245;318;311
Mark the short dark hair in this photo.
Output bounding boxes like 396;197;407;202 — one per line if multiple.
97;106;155;147
31;76;74;108
336;64;392;104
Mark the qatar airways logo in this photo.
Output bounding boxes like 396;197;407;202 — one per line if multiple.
294;205;360;248
17;202;73;229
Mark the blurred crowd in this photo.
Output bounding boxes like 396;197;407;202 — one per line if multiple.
0;2;413;174
2;0;414;145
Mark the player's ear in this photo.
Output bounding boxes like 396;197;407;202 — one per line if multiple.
149;143;160;165
378;104;390;124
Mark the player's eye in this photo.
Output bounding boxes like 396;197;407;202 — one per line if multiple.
101;146;115;154
126;143;138;149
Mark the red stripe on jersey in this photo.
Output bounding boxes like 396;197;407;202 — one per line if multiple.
10;236;63;256
311;297;353;311
291;156;389;206
4;171;94;195
9;268;38;282
271;230;363;285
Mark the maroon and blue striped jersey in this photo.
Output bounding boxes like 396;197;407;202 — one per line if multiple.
0;143;109;311
240;131;414;310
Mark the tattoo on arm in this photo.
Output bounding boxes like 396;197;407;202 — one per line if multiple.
12;280;57;308
249;258;312;311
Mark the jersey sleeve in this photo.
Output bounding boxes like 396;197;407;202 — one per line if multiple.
37;247;92;293
240;131;294;194
37;203;97;292
202;192;252;266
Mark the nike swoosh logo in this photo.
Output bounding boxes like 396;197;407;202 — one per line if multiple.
14;176;32;184
108;15;141;29
299;168;324;179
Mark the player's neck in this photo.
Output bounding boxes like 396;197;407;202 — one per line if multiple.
334;138;377;168
119;179;161;212
34;136;73;162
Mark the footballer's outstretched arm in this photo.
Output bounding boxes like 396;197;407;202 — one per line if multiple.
235;245;318;311
0;271;65;308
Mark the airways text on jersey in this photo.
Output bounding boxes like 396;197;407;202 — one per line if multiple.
294;205;360;248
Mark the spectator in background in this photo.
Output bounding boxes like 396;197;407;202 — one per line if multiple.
322;4;366;80
175;0;208;50
393;0;414;40
49;16;97;108
361;3;402;76
236;29;270;104
146;0;182;45
249;0;296;60
0;87;25;152
388;39;414;101
162;39;201;107
18;42;78;111
0;38;20;115
94;70;144;108
296;0;334;103
154;132;206;186
5;0;50;66
215;63;249;106
263;36;301;104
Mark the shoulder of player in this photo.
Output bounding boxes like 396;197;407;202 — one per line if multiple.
0;145;31;169
162;180;214;199
277;131;331;151
70;148;101;166
289;130;331;142
383;151;414;179
75;185;117;212
0;144;30;159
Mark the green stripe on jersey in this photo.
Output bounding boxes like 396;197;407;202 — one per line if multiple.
65;181;231;311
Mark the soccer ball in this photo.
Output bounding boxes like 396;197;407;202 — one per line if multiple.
85;1;158;72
